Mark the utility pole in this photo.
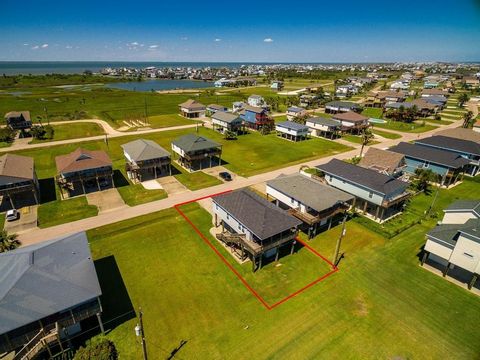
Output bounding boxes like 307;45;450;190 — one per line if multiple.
135;308;148;360
333;210;348;266
144;97;148;124
44;106;49;125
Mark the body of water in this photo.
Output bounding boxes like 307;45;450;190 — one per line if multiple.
106;79;214;92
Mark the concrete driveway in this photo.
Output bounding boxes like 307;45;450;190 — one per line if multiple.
157;176;189;196
202;166;243;182
86;188;126;213
4;206;38;233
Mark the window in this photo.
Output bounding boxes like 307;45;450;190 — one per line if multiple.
369;192;373;198
291;198;294;204
329;175;332;181
226;214;229;220
463;252;474;259
423;162;430;168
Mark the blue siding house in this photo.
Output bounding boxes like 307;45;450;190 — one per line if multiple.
389;142;470;186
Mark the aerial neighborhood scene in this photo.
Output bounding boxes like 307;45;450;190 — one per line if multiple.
1;0;480;359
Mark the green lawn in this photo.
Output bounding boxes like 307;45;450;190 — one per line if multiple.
373;121;437;133
86;186;480;359
115;183;167;207
361;107;384;119
37;196;98;228
144;114;199;129
342;134;379;145
30;122;105;143
371;129;402;139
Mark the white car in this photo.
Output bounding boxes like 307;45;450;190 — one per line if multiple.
6;209;19;222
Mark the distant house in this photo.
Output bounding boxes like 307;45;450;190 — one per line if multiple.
212;188;302;271
317;159;410;222
389;142;469;186
359;148;406;177
390;81;410;91
385;99;438;116
0;232;103;358
275;121;309;141
214;78;231;88
415;135;480;176
211;111;244;134
178;99;206;118
266;173;353;237
55;148;113;198
286;106;307;121
4;111;32;130
121;139;171;183
206;104;228;115
232;101;245;113
325;101;362;114
238;105;274;130
424;81;440;89
305;117;341;139
421;88;449;98
0;154;39;210
364;91;406;108
271;80;284;91
336;84;358;98
331;111;370;133
247;94;266;108
437;127;480;144
299;94;321;108
172;134;222;171
422;200;480;290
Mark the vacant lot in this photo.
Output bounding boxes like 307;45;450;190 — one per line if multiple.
30;122;105;144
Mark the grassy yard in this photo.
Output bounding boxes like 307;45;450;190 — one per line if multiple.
30;122;105;143
37;195;98;228
86;189;480;359
373;120;437;133
371;129;402;139
342;134;379;145
361;107;384;119
115;183;167;207
143;114;198;129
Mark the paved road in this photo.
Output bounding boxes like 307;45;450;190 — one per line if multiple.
18;118;464;246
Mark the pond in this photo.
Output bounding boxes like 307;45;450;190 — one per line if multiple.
106;79;214;92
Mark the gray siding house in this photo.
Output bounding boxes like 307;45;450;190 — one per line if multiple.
172;134;222;171
317;159;410;222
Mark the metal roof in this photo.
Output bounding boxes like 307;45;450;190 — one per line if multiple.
172;134;221;153
121;139;170;162
0;232;102;335
211;111;242;124
276;121;309;131
213;189;301;240
267;173;353;213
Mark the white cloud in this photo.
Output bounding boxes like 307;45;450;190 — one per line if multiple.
66;45;73;49
263;38;273;43
180;37;188;41
23;43;29;46
31;45;39;50
130;41;139;46
214;38;221;42
41;43;49;48
149;44;159;49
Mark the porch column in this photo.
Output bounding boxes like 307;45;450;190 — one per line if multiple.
252;257;256;272
81;179;86;195
421;251;429;266
96;176;101;191
97;313;105;334
258;255;263;269
443;262;451;277
214;213;218;227
32;188;39;204
169;163;172;176
7;193;14;209
275;247;280;261
363;200;368;214
380;207;385;221
375;205;381;220
290;240;296;255
468;273;478;290
328;217;333;230
154;164;157;179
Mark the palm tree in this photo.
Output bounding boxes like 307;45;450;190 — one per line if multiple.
458;93;470;107
359;128;374;157
0;230;20;253
413;168;439;194
462;110;475;128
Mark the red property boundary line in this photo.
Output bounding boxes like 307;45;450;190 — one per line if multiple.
174;191;338;310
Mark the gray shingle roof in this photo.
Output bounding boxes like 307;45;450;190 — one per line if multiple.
317;159;408;196
211;111;242;124
0;232;102;334
213;189;301;240
267;174;353;212
427;219;480;247
276;121;309;131
121;139;170;162
306;117;341;128
415;136;480;157
389;142;470;169
172;134;221;153
325;101;361;110
445;200;480;215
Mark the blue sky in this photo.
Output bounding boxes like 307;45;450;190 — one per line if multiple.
1;0;480;62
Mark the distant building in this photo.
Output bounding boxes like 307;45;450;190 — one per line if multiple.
331;111;370;133
325;101;362;114
247;94;266;108
211;111;244;134
178;99;206;118
305;117;341;139
275;121;309;141
422;200;480;290
286;106;307;121
172;134;222;171
206;104;228;115
238;105;274;130
359;148;406;177
270;80;284;91
4;111;32;130
232;101;245;113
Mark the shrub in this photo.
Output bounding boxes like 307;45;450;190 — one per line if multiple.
74;337;118;360
0;128;16;143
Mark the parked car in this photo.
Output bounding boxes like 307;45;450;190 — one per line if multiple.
6;209;19;222
219;172;232;181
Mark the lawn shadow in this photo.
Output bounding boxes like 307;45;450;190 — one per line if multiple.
94;255;136;331
38;178;57;203
167;339;188;360
260;240;304;269
112;169;129;188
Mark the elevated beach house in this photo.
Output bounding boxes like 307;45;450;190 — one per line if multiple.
317;159;410;222
206;104;228;116
286;106;307;121
4;111;32;131
121;139;171;182
266;173;353;238
325;101;362;114
389;142;470;186
238;104;274;130
359;148;406;177
211;111;244;134
0;154;39;210
275;121;309;141
55;148;113;198
247;94;266;108
331;111;370;134
306;117;341;139
172;134;222;171
414;135;480;176
212;188;302;271
0;232;103;359
422;200;480;291
178;99;206;118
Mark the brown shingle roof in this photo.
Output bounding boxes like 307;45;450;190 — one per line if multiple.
0;154;35;180
332;111;369;123
55;148;112;174
4;111;31;121
437;128;480;143
359;148;405;175
178;99;206;111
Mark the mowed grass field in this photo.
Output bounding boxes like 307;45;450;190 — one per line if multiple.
30;122;105;144
87;179;480;359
